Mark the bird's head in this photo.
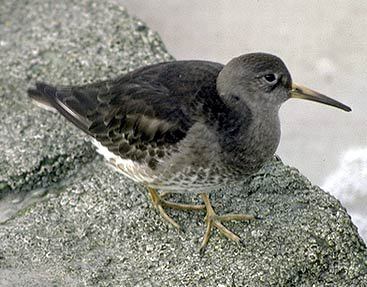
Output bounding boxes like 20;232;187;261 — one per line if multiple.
217;52;351;113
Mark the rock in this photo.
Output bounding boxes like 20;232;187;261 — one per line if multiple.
0;0;366;286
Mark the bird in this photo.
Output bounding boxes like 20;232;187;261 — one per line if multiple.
28;53;351;251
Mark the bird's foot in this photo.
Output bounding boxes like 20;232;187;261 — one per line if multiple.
200;193;255;252
147;187;205;230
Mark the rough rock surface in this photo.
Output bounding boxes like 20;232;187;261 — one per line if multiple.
0;0;366;286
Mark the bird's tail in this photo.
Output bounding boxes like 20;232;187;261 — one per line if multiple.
27;81;95;135
27;82;58;112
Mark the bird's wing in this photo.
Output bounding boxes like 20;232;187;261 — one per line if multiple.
28;60;224;167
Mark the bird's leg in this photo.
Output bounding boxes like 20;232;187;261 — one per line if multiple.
200;193;255;251
147;187;205;230
159;191;206;211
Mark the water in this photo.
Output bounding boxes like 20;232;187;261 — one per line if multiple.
323;148;367;242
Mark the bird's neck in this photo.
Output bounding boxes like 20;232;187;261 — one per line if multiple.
218;104;281;173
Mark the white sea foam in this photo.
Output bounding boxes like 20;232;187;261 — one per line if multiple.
322;147;367;242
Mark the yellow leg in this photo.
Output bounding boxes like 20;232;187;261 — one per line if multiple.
200;193;255;252
147;187;205;230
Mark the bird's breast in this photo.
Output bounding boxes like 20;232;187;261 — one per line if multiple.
221;111;281;174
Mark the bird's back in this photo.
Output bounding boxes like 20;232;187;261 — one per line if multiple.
28;60;224;136
28;60;235;190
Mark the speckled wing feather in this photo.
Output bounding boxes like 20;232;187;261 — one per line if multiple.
28;60;224;168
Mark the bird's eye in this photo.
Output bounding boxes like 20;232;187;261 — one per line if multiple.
263;73;277;84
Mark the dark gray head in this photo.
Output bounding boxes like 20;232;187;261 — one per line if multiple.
217;52;351;113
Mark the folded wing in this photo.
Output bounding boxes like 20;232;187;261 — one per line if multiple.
28;60;224;168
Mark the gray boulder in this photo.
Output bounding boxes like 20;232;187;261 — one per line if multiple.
0;0;366;286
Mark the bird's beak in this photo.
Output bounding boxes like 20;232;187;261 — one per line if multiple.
290;83;351;112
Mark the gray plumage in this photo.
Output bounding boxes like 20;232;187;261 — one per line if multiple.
27;53;302;192
28;52;352;249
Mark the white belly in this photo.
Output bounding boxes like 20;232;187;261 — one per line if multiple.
91;138;242;193
92;139;158;184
